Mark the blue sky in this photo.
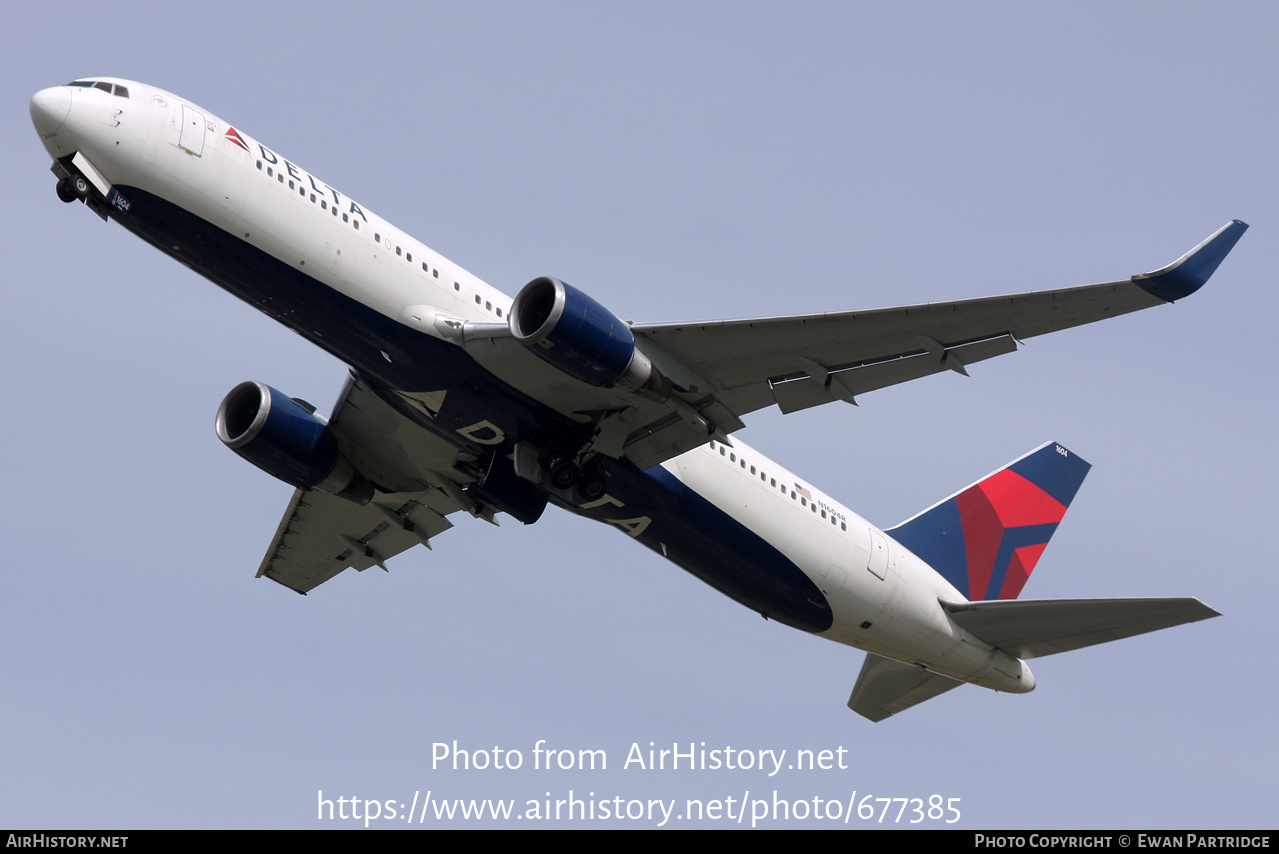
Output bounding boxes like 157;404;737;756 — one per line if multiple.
4;1;1275;828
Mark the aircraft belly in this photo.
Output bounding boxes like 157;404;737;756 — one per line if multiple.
583;463;833;633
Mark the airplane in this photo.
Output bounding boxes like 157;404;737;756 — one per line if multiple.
29;78;1247;721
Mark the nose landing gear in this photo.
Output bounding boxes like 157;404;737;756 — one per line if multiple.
55;174;90;203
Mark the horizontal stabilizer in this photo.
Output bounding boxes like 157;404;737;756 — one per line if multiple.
942;597;1219;659
848;653;964;722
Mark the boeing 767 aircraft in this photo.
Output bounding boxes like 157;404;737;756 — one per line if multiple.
29;78;1246;721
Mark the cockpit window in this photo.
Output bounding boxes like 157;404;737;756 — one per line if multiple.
64;80;129;98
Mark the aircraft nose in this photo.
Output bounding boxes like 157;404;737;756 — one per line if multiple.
30;86;72;136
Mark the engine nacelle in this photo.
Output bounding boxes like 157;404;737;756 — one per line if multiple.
215;381;373;504
510;277;671;401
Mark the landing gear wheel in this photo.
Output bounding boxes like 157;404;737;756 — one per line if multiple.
577;469;607;503
548;459;580;490
55;177;78;203
69;175;91;199
539;448;581;490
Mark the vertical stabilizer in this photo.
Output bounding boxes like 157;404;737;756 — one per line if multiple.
887;442;1091;600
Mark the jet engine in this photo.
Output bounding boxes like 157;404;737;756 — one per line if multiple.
215;381;373;504
510;277;672;402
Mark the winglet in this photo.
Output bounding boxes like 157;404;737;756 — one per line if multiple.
1131;219;1248;302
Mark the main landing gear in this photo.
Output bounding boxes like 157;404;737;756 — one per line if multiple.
538;447;608;503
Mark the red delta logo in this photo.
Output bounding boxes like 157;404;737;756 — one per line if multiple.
953;468;1068;600
224;127;250;152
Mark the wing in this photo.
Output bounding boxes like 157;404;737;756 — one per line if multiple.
634;219;1249;418
465;221;1246;471
255;374;480;594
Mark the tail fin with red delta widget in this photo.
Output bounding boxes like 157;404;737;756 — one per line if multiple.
886;442;1091;600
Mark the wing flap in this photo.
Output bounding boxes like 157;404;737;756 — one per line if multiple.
942;597;1220;659
255;489;457;594
847;653;964;722
771;333;1018;414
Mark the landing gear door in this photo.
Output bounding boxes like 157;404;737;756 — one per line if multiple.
179;104;205;156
